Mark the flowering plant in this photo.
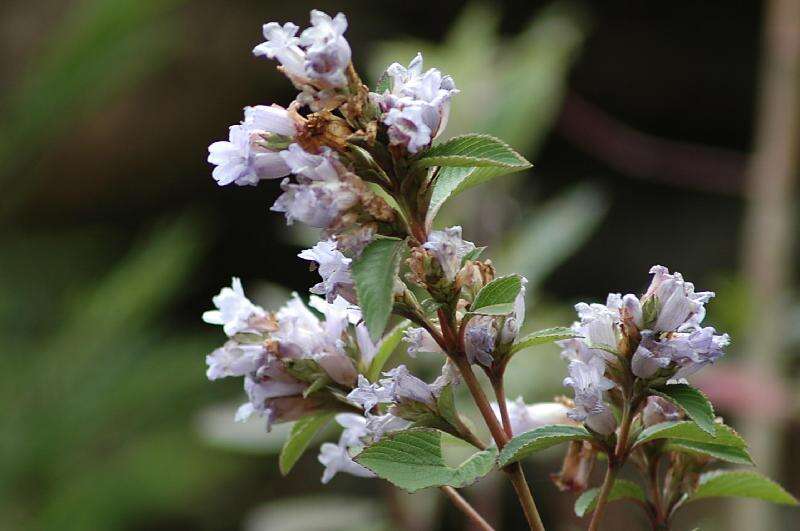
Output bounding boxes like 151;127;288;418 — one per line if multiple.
203;10;797;530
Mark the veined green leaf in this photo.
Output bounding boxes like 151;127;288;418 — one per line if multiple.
468;303;516;316
435;385;460;430
510;327;578;355
367;320;411;381
461;246;486;264
497;424;591;467
352;237;405;341
354;428;496;492
687;470;798;506
651;384;716;435
665;440;753;465
633;421;746;449
279;413;334;475
416;134;531;169
424;136;531;224
574;479;647;517
471;275;522;311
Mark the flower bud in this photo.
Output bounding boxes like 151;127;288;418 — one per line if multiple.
455;260;494;300
551;441;596;492
464;316;498;366
642;395;683;427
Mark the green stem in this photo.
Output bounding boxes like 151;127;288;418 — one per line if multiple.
589;464;619;531
588;397;635;531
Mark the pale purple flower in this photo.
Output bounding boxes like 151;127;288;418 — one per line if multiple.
429;359;462;395
500;280;527;345
254;11;351;97
299;10;351;87
202;277;267;337
347;374;395;412
354;322;378;365
491;398;574;436
644;265;715;332
402;327;443;357
383;104;433;154
207;123;291;186
205;340;264;380
280;144;341;182
243;104;297;137
271;178;358;227
464;315;497;366
318;442;375;484
364;412;410;441
236;362;308;428
642;396;682;427
335;412;371;447
298;239;354;302
563;357;617;435
374;53;458;152
381;365;436;406
557;336;596;364
662;327;730;379
631;341;672;378
423;226;475;281
574;299;620;353
253;22;307;78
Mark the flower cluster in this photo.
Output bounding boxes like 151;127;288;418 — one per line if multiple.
371;53;459;153
203;278;375;428
557;265;729;435
204;8;493;486
209;10;400;257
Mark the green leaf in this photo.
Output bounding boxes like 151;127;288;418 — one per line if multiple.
366;320;410;381
435;385;460;429
497;424;592;467
461;246;486;264
651;384;716;435
354;428;496;492
510;327;578;355
471;275;522;312
374;71;392;93
416;134;531;169
424;136;532;224
574;479;647;517
352;237;405;341
468;303;516;316
665;440;753;465
687;470;798;506
633;421;746;449
302;375;331;398
279;413;334;475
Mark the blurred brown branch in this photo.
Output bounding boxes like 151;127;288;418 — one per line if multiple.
557;91;747;194
736;0;800;529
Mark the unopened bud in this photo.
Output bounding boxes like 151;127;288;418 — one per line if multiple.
551;441;596;492
642;395;683;427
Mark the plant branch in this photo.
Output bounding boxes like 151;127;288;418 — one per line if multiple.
588;396;635;531
452;356;544;531
440;486;495;531
490;374;514;439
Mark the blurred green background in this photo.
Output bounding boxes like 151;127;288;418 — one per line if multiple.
2;1;798;529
